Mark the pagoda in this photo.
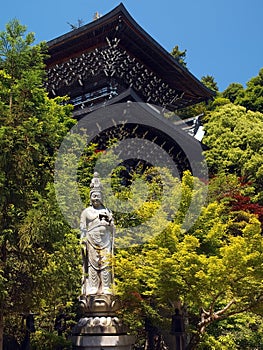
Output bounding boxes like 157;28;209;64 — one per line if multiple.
46;4;213;111
45;3;214;177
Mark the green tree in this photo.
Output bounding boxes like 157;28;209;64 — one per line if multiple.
0;19;76;349
114;174;263;349
236;67;263;112
222;82;244;103
202;312;263;349
201;75;219;93
203;103;263;203
171;45;187;68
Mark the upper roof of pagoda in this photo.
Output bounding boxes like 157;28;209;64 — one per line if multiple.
46;3;215;110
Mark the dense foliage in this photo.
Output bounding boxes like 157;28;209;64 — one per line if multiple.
203;104;263;203
0;20;80;350
113;171;263;349
227;68;263;113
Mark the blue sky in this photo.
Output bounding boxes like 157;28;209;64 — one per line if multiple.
1;0;262;91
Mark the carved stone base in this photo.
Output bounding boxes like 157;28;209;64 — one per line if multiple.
71;334;135;350
72;295;135;349
79;294;121;316
71;316;135;349
72;315;125;334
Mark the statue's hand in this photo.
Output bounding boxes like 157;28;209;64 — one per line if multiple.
80;229;87;239
100;219;108;225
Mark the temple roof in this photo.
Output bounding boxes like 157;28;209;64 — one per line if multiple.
46;3;215;110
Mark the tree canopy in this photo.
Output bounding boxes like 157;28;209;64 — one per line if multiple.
222;68;263;113
203;103;263;203
0;19;79;350
170;45;187;68
113;170;263;349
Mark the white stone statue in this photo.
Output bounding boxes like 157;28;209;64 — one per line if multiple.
80;173;114;296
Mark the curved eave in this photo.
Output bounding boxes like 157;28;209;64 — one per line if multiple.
114;4;215;102
46;3;215;104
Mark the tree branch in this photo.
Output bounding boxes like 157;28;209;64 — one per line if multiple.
198;299;236;334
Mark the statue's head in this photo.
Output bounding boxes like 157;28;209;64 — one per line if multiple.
90;172;103;208
90;190;103;208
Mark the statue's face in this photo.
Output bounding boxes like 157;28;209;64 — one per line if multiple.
90;191;102;208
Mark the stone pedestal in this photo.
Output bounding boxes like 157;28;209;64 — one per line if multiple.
71;295;135;350
72;333;135;350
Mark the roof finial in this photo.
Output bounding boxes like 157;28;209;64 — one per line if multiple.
93;12;101;21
